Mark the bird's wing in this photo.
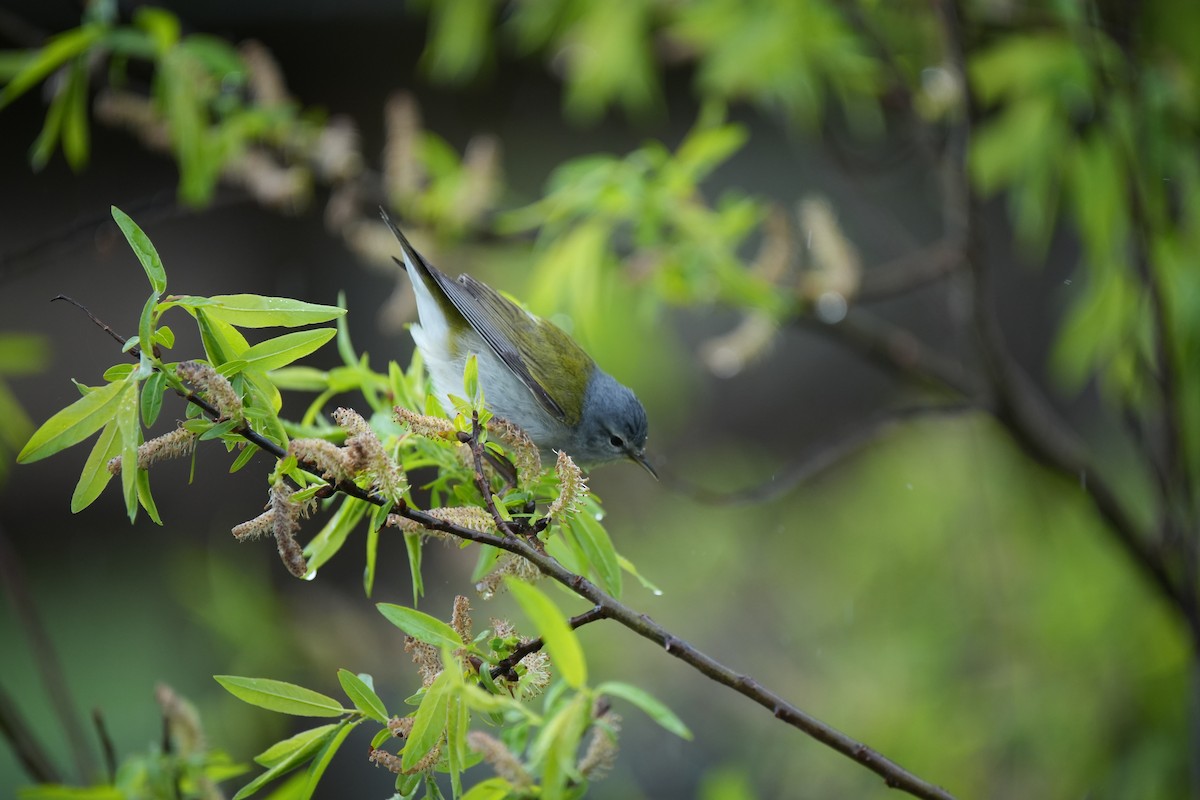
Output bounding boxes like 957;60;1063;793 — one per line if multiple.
381;208;586;424
444;273;578;424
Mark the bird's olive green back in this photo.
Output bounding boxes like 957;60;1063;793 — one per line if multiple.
444;274;593;426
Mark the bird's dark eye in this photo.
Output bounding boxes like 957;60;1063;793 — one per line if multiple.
609;434;624;449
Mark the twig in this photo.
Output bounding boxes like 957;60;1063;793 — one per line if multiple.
52;295;133;352
490;606;607;680
857;241;963;302
796;307;977;398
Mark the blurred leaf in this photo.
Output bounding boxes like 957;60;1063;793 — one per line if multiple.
60;57;89;171
133;6;180;55
562;0;661;121
0;25;102;110
0;333;50;375
214;676;348;717
459;778;513;800
668;0;879;130
506;578;586;688
376;603;464;649
420;0;494;83
17;786;124;799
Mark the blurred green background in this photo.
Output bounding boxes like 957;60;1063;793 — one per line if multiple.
0;1;1194;798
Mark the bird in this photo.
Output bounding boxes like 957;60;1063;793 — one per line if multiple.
381;210;655;476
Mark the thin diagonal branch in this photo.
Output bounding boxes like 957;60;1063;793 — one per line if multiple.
80;305;957;800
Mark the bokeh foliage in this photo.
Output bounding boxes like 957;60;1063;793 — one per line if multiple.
2;0;1198;798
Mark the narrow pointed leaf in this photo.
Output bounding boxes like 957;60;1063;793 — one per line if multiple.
254;724;340;767
188;294;346;327
300;718;359;798
337;669;388;723
402;669;450;771
234;329;337;374
376;604;463;649
71;420;121;512
18;378;127;463
111;207;166;294
595;681;692;739
215;676;348;717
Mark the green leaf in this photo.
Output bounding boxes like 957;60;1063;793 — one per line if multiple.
0;25;102;110
506;579;586;688
463;354;481;407
529;692;589;792
254;723;340;766
70;420;121;513
445;694;467;796
618;553;663;595
459;778;513;800
196;309;250;366
111;207;167;295
234;724;334;800
116;377;140;522
189;294;346;328
135;468;162;525
141;369;166;427
301;718;359;798
402;669;450;771
364;518;380;597
268;366;330;391
214;676;348;717
405;531;424;603
337;669;388;723
304;496;369;574
567;513;622;597
18;377;128;463
376;604;464;649
233;329;337;374
596;681;692;739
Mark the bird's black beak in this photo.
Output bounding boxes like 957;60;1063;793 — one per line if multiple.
627;449;658;480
